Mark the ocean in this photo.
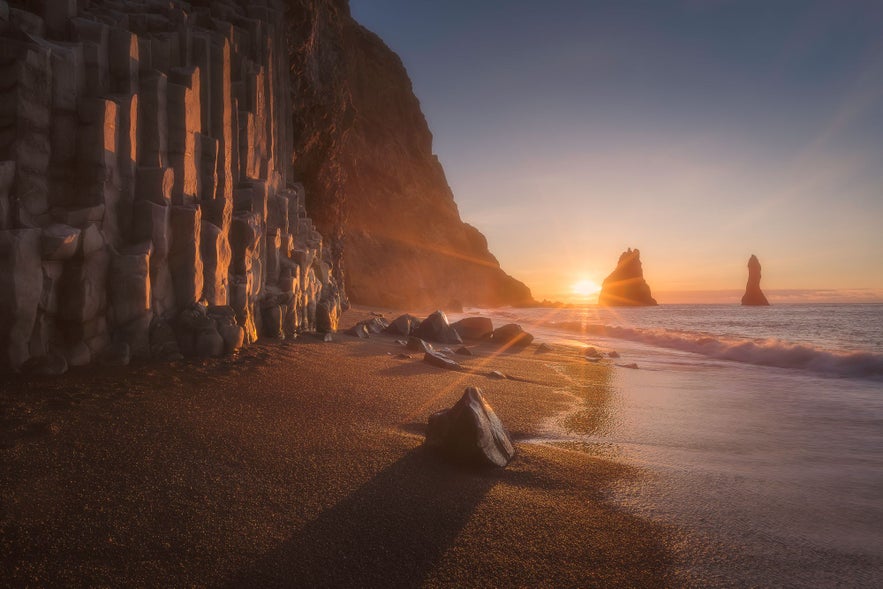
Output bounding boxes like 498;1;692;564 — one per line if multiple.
454;304;883;587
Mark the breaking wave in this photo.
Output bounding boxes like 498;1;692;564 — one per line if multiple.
549;322;883;379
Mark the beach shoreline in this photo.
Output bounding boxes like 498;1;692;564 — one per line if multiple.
0;307;681;587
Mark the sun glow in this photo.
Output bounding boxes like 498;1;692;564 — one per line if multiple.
570;278;601;298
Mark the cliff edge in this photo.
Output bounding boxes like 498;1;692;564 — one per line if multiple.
598;248;658;306
286;1;533;309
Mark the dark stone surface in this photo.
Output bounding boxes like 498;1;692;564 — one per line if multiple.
423;351;461;371
451;317;493;341
384;314;421;336
741;254;771;306
491;324;533;348
406;336;433;353
425;387;515;468
413;310;462;344
598;248;657;306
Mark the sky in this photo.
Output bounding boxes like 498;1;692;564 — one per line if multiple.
350;0;883;303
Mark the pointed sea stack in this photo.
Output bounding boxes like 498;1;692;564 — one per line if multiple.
598;248;658;306
741;255;770;306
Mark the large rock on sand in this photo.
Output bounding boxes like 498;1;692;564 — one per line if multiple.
414;310;462;344
451;316;493;340
425;387;515;468
384;313;421;336
598;248;657;306
741;254;770;306
491;323;534;348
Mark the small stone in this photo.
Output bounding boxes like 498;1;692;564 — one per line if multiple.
618;362;639;369
423;351;461;370
323;332;333;342
455;347;473;356
406;336;433;353
536;343;552;353
488;370;507;380
584;346;601;358
608;350;620;358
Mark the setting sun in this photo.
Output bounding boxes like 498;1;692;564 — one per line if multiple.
570;278;601;297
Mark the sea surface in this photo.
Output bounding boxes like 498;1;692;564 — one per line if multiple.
454;304;883;588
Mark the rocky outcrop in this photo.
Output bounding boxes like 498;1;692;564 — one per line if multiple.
425;387;515;468
741;254;770;306
0;0;341;371
598;248;658;307
285;1;533;310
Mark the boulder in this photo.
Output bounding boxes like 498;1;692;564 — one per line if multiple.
406;336;433;353
363;316;389;334
413;310;462;344
741;254;771;306
208;306;245;354
347;323;370;338
384;313;421;336
149;317;182;361
451;317;493;340
491;324;534;348
598;248;657;306
425;387;515;468
423;350;461;371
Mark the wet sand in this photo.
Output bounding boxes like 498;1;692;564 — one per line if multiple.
0;308;680;587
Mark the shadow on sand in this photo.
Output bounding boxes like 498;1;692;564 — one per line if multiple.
220;446;500;588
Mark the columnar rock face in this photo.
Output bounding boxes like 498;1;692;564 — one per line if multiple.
741;254;770;306
598;248;658;307
0;0;340;371
285;1;533;310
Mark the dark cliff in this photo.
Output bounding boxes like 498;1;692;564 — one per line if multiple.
285;1;533;310
598;248;657;307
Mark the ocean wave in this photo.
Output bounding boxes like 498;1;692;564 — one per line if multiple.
547;322;883;379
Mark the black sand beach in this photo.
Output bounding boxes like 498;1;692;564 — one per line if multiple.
1;308;680;587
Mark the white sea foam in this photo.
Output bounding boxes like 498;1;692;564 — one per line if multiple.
548;321;883;378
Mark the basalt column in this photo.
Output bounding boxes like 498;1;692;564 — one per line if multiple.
0;0;340;373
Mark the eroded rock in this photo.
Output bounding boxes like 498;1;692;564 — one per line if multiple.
425;387;516;468
414;310;462;344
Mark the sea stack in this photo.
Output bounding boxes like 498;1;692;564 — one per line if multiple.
598;248;658;306
741;255;770;306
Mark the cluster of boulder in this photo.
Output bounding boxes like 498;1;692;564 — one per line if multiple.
0;0;341;373
381;311;534;348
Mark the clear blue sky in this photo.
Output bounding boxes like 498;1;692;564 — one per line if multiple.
350;0;883;303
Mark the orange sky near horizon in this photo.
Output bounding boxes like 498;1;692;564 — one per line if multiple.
353;1;883;305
